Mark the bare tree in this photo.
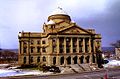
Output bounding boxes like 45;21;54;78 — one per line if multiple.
0;50;18;63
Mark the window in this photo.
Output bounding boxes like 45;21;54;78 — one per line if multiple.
73;48;76;53
23;41;27;45
23;57;26;64
37;40;40;44
31;40;34;44
42;40;45;44
53;46;56;52
23;47;27;53
37;47;40;53
31;47;34;53
37;57;40;63
43;56;46;62
42;47;46;52
66;48;70;53
30;57;33;63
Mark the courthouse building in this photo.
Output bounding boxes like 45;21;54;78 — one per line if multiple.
18;8;101;66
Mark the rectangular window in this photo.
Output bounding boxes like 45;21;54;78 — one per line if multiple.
42;40;45;44
66;48;70;53
37;57;40;63
23;47;27;53
23;41;27;45
73;48;76;53
30;57;33;63
53;46;56;53
31;40;34;45
37;47;40;53
42;47;46;52
43;56;46;62
31;47;34;53
37;40;40;44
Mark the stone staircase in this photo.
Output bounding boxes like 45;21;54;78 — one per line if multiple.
60;64;97;74
70;64;93;73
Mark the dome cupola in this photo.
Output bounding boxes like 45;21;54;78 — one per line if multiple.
48;7;71;22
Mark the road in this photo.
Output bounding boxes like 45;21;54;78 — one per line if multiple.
1;68;120;79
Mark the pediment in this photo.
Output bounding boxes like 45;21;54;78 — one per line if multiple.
58;26;92;34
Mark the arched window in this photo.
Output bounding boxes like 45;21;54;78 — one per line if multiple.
73;56;77;64
53;57;56;65
86;56;90;63
92;54;95;63
80;56;84;64
60;57;64;65
66;56;71;64
23;57;26;64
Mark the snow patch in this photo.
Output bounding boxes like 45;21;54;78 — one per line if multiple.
103;60;120;68
0;69;53;77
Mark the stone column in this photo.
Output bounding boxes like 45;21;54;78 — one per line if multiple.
64;56;67;66
70;38;73;53
47;56;52;65
71;56;74;65
77;38;79;53
82;38;85;53
57;38;59;54
21;41;24;54
78;56;80;64
84;55;87;63
56;56;60;66
93;40;96;53
64;38;66;54
89;38;91;53
89;55;92;64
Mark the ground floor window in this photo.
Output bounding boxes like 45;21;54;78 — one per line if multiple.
92;54;95;63
86;56;90;63
60;57;64;65
53;57;56;65
67;56;71;64
23;57;26;64
80;56;84;64
73;56;77;64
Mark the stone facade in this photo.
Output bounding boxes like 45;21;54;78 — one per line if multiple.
18;8;101;66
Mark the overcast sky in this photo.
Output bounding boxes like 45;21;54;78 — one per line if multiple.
0;0;120;49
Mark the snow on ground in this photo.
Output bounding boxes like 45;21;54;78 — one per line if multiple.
103;60;120;68
0;69;53;77
0;64;9;67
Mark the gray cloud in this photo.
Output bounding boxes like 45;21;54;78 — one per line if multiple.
75;0;120;46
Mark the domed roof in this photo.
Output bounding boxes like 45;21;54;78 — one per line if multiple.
50;7;68;16
48;7;71;22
